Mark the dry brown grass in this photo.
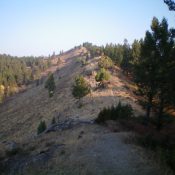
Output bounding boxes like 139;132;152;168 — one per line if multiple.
0;47;144;143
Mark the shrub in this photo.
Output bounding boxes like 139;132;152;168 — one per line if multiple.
98;55;113;69
95;108;111;123
95;68;110;87
95;102;133;123
76;57;88;66
72;75;90;100
37;121;47;134
51;117;56;125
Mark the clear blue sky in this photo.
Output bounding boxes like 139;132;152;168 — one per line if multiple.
0;0;174;56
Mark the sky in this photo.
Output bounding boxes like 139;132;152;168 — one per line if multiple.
0;0;174;56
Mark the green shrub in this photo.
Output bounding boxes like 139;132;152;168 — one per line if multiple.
98;55;113;69
76;57;83;63
95;102;133;123
37;121;47;134
95;68;110;87
76;57;88;66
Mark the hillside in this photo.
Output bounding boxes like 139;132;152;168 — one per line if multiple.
0;47;163;174
0;47;143;141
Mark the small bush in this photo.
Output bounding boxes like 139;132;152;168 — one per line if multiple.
95;102;133;123
98;55;113;69
76;57;88;66
37;121;47;134
51;117;56;125
95;68;110;87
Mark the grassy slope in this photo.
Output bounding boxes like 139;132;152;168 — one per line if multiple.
0;47;143;142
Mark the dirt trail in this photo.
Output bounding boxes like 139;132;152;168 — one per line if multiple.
49;124;162;175
2;124;163;175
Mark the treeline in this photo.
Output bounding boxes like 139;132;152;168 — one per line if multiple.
0;54;51;102
83;38;141;75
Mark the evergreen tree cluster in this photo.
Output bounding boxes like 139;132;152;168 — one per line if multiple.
82;42;103;58
0;54;51;102
95;102;133;123
83;40;141;75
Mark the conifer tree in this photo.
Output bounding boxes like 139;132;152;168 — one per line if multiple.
135;17;175;127
120;39;132;75
45;73;56;97
72;75;90;100
164;0;175;11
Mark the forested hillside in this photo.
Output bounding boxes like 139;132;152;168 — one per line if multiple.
0;55;53;102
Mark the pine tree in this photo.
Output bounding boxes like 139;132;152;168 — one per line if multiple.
134;31;158;124
45;73;56;97
151;18;175;129
120;39;132;75
164;0;175;11
134;17;175;127
72;75;90;100
131;40;141;64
